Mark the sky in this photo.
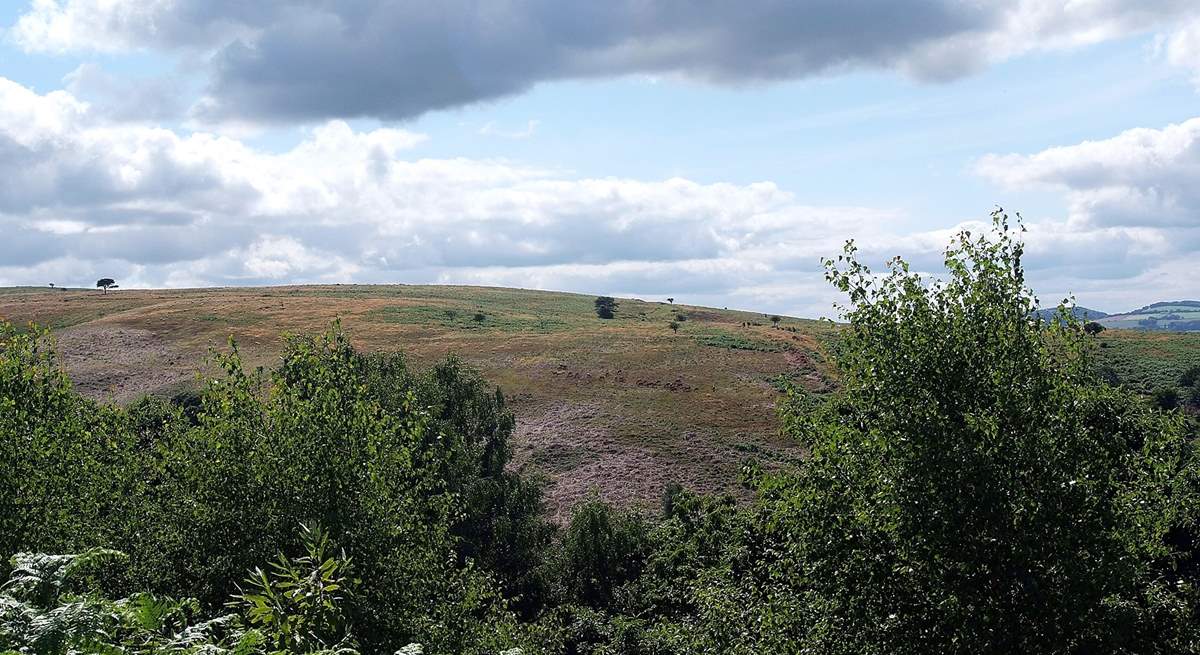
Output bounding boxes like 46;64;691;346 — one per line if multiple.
1;1;1200;317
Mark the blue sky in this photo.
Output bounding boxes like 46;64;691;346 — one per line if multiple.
2;1;1200;316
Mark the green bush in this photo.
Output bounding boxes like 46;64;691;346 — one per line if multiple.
0;322;539;654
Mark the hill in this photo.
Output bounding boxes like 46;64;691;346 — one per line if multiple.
1033;305;1109;321
1098;300;1200;331
0;284;835;518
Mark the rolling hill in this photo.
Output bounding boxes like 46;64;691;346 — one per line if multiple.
0;284;836;518
1097;301;1200;332
5;285;1195;516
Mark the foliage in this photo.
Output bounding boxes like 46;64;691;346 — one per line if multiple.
551;496;649;610
754;211;1200;652
95;278;116;294
232;523;357;653
1181;364;1200;388
0;322;540;654
593;297;618;320
1084;320;1106;335
0;547;265;655
1154;386;1182;411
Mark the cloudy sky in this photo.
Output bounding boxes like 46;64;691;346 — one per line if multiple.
2;1;1200;316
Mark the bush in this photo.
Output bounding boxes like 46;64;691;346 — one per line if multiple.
552;496;649;610
594;296;618;319
1153;386;1181;410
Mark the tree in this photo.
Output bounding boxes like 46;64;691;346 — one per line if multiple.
769;315;782;328
738;211;1200;653
95;278;116;294
667;298;674;304
594;296;618;319
555;496;649;609
669;321;680;334
1083;321;1106;335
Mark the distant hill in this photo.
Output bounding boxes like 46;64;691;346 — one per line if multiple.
1033;306;1109;321
1097;301;1200;332
0;284;834;518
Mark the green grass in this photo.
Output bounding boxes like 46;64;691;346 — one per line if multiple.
366;304;575;333
1094;330;1200;393
695;331;789;353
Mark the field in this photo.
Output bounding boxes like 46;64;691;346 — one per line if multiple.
0;284;836;518
1098;301;1200;331
1093;328;1200;393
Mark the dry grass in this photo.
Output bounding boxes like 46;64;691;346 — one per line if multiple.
0;284;836;514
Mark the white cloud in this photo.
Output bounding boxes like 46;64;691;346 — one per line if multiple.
4;75;1200;316
0;76;914;315
977;117;1200;228
974;116;1200;310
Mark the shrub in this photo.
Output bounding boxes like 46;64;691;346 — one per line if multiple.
1153;386;1181;410
1180;365;1200;388
594;296;618;319
553;496;649;610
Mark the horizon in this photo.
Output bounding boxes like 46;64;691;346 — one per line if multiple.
3;2;1200;317
8;280;1196;319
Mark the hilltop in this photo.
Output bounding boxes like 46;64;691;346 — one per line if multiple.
0;284;835;517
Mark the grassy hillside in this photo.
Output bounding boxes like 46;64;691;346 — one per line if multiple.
1098;300;1200;331
0;284;836;517
1093;328;1200;394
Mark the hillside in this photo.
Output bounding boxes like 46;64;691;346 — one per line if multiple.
0;284;835;517
1098;301;1200;331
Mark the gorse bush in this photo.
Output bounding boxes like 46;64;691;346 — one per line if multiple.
3;211;1199;654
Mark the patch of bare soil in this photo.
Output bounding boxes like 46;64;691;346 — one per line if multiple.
54;326;198;402
512;401;775;521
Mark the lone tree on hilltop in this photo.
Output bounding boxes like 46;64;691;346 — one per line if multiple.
594;296;618;319
769;315;782;328
96;278;117;294
667;297;674;304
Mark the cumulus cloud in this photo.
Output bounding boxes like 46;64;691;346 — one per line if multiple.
11;0;1200;122
975;116;1200;309
5;72;1199;316
977;117;1200;229
0;76;920;315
